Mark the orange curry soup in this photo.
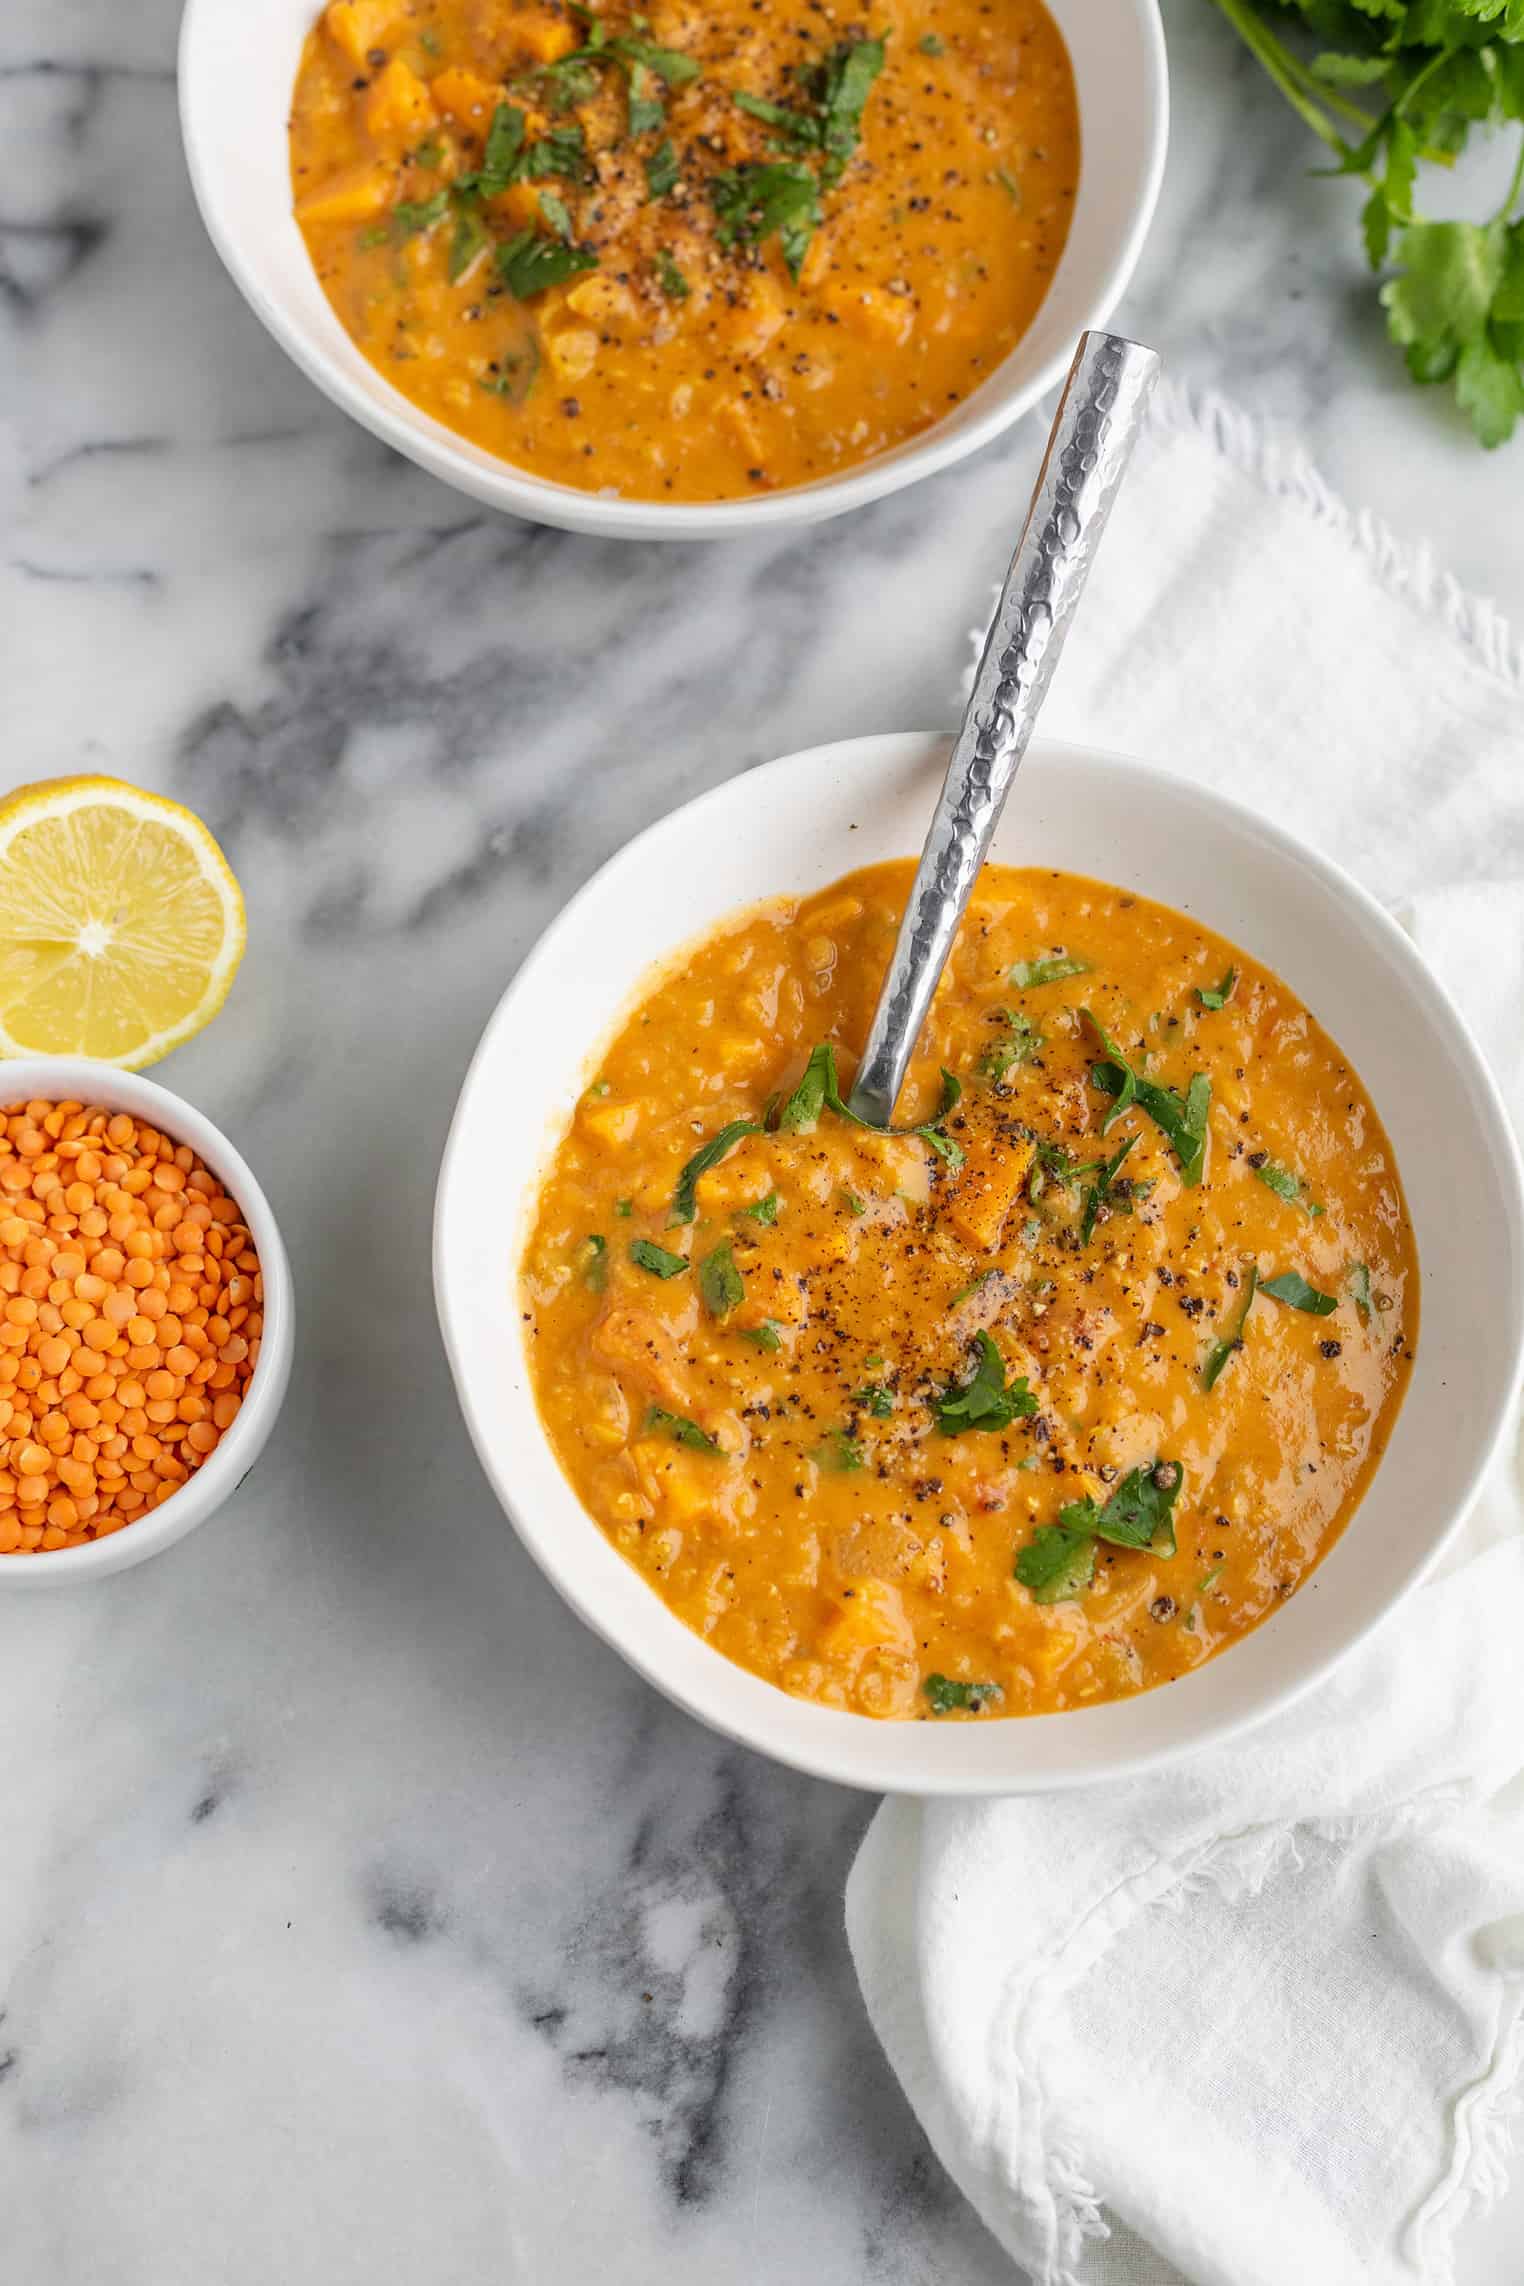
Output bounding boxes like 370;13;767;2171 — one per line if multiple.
289;0;1079;501
522;863;1419;1723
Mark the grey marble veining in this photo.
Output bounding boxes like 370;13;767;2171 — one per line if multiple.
3;1;1524;2279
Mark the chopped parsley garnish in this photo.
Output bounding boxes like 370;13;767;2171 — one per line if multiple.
853;1383;894;1417
740;1190;780;1226
1260;1270;1339;1316
455;103;525;198
1080;1134;1137;1246
539;189;574;242
994;168;1022;205
1015;1461;1184;1604
478;339;541;403
978;1009;1043;1082
740;1320;782;1351
577;1234;608;1290
448;202;489;281
924;1673;1002;1715
628;1237;688;1278
646;141;681;199
1197;967;1236;1011
1349;1262;1373;1321
814;1428;865;1472
653;246;689;298
950;1266;1002;1306
1014;1525;1096;1603
645;1405;720;1452
1202;1262;1258;1391
1254;1160;1324;1217
733;36;885;187
711;162;822;279
1009;951;1090;989
391;190;451;238
776;1043;962;1166
615;1198;633;1217
698;1240;745;1319
918;32;945;55
1084;1012;1211;1187
626;58;664;136
935;1330;1036;1434
840;1188;867;1216
497;229;598;299
414;138;443;169
669;1118;764;1225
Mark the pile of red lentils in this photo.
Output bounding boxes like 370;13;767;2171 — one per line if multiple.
0;1099;261;1554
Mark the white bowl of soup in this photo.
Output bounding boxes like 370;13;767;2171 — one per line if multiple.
178;0;1167;536
434;732;1524;1793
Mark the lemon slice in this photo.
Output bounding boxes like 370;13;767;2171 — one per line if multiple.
0;777;246;1068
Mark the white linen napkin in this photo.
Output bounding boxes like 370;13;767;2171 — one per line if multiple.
846;379;1524;2286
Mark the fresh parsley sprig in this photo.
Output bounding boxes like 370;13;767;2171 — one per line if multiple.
1208;0;1524;445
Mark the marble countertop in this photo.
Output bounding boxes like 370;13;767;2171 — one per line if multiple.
3;2;1522;2278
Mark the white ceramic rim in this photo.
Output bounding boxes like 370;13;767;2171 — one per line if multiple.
176;0;1169;538
0;1060;295;1586
435;732;1524;1792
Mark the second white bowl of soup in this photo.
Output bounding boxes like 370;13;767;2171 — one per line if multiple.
179;0;1167;535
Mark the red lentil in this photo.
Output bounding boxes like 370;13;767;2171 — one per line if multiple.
0;1101;261;1555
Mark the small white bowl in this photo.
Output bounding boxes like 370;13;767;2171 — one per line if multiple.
435;733;1524;1792
178;0;1167;540
0;1059;294;1587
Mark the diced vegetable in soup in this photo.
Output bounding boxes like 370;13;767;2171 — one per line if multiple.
288;0;1079;501
522;863;1418;1721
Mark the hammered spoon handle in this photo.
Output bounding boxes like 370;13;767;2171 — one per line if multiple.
845;329;1160;1126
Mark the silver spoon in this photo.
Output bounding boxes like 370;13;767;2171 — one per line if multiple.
845;329;1160;1127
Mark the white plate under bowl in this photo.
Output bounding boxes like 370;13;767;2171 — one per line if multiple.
434;733;1524;1791
178;0;1167;539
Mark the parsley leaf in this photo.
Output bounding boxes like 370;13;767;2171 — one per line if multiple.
1206;4;1524;445
740;1320;782;1351
478;338;541;403
1080;1134;1137;1246
978;1009;1043;1082
646;140;680;198
629;1237;688;1278
776;1043;962;1165
497;230;598;299
1009;951;1090;989
853;1382;894;1417
646;1405;720;1452
1017;1465;1184;1605
391;190;451;238
1202;1262;1258;1392
1059;1460;1184;1556
698;1240;745;1319
711;161;822;278
814;1428;865;1472
919;32;945;55
740;1190;780;1226
577;1233;608;1290
935;1330;1037;1433
1260;1270;1339;1315
669;1118;763;1225
1014;1525;1096;1604
1349;1262;1374;1320
1254;1160;1324;1217
1197;967;1236;1010
653;246;689;298
733;37;885;186
924;1673;1003;1714
1085;1013;1211;1186
539;189;574;242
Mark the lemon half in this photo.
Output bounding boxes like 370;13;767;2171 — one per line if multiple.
0;777;246;1068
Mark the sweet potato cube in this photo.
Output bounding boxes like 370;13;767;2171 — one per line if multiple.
364;57;437;145
511;8;579;63
325;0;395;66
295;168;393;225
942;1135;1035;1253
430;66;503;124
